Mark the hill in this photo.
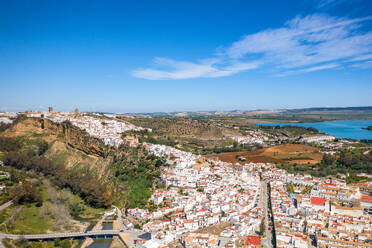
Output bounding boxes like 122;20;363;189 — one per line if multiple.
1;116;166;209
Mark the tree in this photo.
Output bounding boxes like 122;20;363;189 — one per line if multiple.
259;219;265;236
69;202;85;217
11;181;42;206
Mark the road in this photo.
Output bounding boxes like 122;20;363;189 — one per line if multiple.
114;206;125;231
0;200;13;248
0;201;13;211
260;180;272;248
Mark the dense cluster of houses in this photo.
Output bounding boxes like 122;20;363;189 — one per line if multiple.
299;135;335;144
263;166;372;248
0;112;16;124
46;113;146;147
232;130;270;145
127;143;265;247
5;111;371;247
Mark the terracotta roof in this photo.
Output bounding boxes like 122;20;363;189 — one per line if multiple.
246;236;261;246
311;196;326;206
361;195;372;203
323;183;336;187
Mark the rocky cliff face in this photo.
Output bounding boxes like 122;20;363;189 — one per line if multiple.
39;118;110;157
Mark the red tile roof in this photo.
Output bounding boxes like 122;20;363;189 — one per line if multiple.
311;196;326;206
323;183;336;187
246;236;261;246
361;195;372;203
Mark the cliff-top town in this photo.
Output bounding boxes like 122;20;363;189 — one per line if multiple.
1;110;371;248
3;1;372;247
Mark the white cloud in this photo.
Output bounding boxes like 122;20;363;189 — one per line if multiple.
351;60;372;69
132;57;260;80
276;63;340;76
227;14;372;69
132;13;372;80
349;53;372;62
316;0;345;8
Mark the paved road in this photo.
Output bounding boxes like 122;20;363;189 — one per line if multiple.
0;201;13;212
260;180;272;248
114;206;125;231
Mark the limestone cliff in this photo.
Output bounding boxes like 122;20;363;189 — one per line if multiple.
5;117;112;158
40;118;111;157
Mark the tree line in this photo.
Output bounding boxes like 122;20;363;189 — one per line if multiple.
278;149;372;180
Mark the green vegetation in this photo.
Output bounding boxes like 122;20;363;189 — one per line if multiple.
0;122;11;133
128;129;262;155
123;116;324;155
5;150;113;208
259;219;265;236
362;126;372;131
282;157;313;161
11;181;42;206
32;132;49;138
286;183;295;193
278;148;372;181
0;167;105;235
1;135;113;208
123;117;248;154
57;133;65;138
259;125;319;137
301;185;313;194
110;145;166;209
3;238;80;248
0;172;57;234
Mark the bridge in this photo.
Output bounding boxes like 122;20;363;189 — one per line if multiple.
0;205;142;247
0;230;120;240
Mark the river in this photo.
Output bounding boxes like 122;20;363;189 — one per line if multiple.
87;222;113;248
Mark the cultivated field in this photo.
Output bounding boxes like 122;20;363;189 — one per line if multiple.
205;144;323;165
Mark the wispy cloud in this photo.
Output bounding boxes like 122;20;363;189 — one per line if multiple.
227;14;372;68
316;0;345;9
132;13;372;80
132;57;260;80
348;53;372;62
351;60;372;69
276;63;340;77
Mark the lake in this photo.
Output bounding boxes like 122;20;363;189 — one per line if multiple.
260;120;372;140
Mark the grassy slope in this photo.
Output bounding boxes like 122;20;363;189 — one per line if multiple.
0;122;109;235
44;140;111;179
0;173;106;234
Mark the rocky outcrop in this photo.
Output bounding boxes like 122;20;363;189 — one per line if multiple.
38;118;111;157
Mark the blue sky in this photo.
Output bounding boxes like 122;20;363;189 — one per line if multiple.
1;0;372;113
